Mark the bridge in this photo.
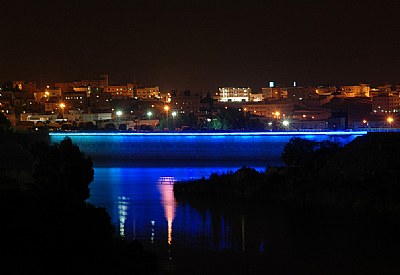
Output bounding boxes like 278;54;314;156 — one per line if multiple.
49;131;367;162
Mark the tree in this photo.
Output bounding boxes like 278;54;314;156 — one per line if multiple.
30;137;94;204
281;137;317;167
0;113;11;130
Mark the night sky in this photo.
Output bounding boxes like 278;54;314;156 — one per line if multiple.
2;0;400;92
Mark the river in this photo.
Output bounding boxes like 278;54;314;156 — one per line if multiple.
87;161;400;275
50;132;400;274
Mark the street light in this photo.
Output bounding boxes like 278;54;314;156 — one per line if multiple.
282;120;289;127
171;111;177;130
387;116;394;128
59;102;65;118
147;111;153;120
164;105;170;130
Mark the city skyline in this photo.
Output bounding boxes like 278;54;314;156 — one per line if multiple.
2;0;400;92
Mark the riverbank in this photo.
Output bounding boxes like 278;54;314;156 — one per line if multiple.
162;199;400;275
0;133;158;274
174;133;400;216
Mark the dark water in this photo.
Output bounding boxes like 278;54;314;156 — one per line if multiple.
87;162;400;274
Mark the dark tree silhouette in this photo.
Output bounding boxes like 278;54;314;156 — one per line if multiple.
30;137;94;204
281;137;317;167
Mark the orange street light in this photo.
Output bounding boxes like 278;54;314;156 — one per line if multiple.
59;102;66;118
387;116;394;128
164;105;170;130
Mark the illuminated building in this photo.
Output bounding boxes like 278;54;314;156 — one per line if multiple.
55;74;108;92
242;102;294;118
89;92;112;113
170;90;201;113
12;81;37;92
135;86;160;99
315;86;337;96
105;85;129;98
261;87;281;100
216;87;251;102
62;91;88;111
249;93;264;102
339;84;370;97
372;94;400;113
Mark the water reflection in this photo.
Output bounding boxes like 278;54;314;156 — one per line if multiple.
118;196;129;237
88;165;400;274
158;176;177;245
88;165;264;249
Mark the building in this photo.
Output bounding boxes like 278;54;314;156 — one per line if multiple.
170;91;201;114
62;91;88;112
372;94;400;114
135;86;160;99
216;87;251;102
45;97;62;113
292;106;331;121
104;85;129;98
55;74;108;92
136;86;161;99
315;86;337;96
339;84;370;97
13;81;37;92
249;93;264;102
261;87;281;100
89;92;112;113
242;102;295;118
35;88;62;102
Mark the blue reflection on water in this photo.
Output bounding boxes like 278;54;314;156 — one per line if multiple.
50;131;364;161
88;165;265;250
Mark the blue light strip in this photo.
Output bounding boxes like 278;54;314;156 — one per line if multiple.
49;131;368;137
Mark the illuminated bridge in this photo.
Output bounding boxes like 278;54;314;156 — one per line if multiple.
49;131;367;162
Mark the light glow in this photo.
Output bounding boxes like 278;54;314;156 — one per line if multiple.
50;131;368;137
158;177;177;245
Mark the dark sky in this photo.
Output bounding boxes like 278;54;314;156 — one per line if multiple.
2;0;400;92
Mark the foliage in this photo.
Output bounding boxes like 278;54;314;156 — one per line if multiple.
0;135;158;274
0;112;11;130
30;137;94;204
281;137;317;166
175;134;400;215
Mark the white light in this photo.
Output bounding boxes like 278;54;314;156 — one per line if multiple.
116;110;123;116
282;120;289;127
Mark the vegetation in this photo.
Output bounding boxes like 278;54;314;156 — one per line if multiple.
174;133;400;215
0;112;11;131
0;135;157;274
